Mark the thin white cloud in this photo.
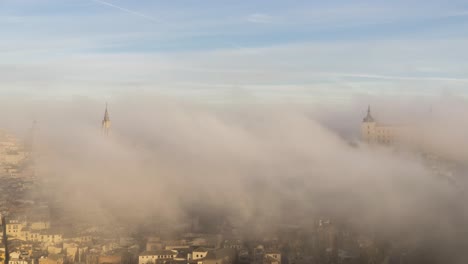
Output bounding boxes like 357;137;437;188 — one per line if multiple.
247;13;273;24
2;36;468;100
415;67;442;73
92;0;158;22
332;73;468;83
88;1;250;50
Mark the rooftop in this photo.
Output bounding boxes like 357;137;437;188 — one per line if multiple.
140;250;177;256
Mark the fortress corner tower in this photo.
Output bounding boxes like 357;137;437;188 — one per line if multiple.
361;105;376;142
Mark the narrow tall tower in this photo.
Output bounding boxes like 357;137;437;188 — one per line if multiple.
363;105;374;122
102;103;111;135
361;105;376;142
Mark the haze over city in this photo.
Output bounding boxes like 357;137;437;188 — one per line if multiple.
0;1;468;264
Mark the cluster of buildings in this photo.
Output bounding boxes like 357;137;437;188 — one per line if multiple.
0;192;127;264
0;130;30;176
135;217;386;264
0;173;384;264
138;234;240;264
0;207;390;264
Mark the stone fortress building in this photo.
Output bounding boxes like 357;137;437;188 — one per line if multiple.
360;105;407;144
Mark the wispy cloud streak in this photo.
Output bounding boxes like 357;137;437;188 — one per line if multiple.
247;13;274;24
333;73;468;83
92;0;158;22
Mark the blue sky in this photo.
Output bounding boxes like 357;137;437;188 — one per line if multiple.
1;0;468;103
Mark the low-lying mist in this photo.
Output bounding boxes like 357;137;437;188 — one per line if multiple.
2;94;468;261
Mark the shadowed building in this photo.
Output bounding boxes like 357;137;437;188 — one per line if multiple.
2;216;9;264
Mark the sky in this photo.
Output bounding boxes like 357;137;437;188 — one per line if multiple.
1;0;468;103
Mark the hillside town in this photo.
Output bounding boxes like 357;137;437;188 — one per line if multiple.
0;160;383;264
0;107;463;264
0;168;387;264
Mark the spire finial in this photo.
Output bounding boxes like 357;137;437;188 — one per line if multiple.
103;103;110;122
102;103;111;135
363;104;374;122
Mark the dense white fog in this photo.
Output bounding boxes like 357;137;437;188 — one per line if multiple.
0;94;467;261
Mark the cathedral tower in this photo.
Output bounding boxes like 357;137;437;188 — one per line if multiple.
102;103;111;135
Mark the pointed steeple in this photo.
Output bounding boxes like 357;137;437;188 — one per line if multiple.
102;103;111;135
363;105;375;122
103;103;110;122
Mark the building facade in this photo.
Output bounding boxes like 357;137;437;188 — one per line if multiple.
138;250;177;264
361;106;403;144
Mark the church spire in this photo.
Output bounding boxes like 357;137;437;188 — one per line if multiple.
102;103;111;135
363;105;375;122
